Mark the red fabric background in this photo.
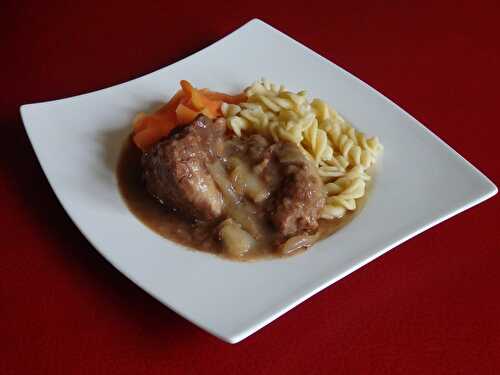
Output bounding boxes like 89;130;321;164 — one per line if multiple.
1;1;499;374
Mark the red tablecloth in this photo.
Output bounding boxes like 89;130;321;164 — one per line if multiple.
2;1;499;374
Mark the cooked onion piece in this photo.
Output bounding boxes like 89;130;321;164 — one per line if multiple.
278;233;319;255
218;219;256;257
229;157;270;203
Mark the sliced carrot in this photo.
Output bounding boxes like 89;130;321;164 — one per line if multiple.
156;90;184;115
133;114;165;135
203;99;222;117
179;80;197;104
133;81;238;152
179;80;194;94
133;115;176;151
176;103;200;124
201;107;216;118
180;80;224;113
132;112;149;133
132;90;188;150
200;89;247;104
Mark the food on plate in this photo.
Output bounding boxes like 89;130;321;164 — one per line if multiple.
132;80;246;151
222;79;382;219
117;79;383;260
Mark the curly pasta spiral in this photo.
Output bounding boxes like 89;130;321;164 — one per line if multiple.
321;166;370;219
245;79;286;97
303;118;334;163
221;79;382;221
321;115;382;170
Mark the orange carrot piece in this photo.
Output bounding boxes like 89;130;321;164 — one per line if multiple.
201;107;217;118
176;103;200;124
203;99;222;117
132;115;177;151
133;90;187;150
156;90;184;115
180;80;223;113
133;81;237;152
132;112;149;133
133;114;166;135
180;80;195;95
200;89;247;104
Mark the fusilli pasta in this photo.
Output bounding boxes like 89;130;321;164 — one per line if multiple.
222;79;383;219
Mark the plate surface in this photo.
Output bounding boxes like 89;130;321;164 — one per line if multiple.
20;19;497;343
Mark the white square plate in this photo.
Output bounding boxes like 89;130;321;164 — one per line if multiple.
21;19;497;343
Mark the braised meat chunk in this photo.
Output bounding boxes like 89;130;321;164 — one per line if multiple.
141;115;226;221
140;113;325;255
224;135;326;238
269;143;326;238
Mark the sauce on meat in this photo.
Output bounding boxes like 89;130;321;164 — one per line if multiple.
117;137;369;260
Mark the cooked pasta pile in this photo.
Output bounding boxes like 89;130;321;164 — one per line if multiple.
221;79;383;219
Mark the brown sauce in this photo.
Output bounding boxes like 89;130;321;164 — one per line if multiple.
117;137;368;261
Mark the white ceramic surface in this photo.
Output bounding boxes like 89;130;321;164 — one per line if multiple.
20;19;497;343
